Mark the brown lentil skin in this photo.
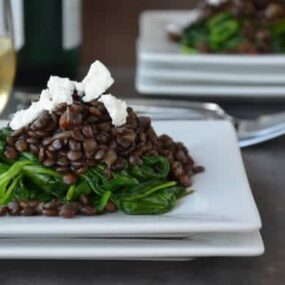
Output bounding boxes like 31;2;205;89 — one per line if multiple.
0;207;8;216
0;199;101;218
63;173;78;185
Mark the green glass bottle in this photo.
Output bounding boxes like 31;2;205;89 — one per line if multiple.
15;0;81;89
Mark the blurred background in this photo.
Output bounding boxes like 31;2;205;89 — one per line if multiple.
80;0;199;68
13;0;199;91
0;0;283;118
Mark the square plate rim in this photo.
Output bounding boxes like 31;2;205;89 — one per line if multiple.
0;231;264;259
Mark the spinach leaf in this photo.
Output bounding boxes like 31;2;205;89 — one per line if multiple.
0;162;10;174
22;164;67;201
0;127;12;140
0;174;22;205
129;156;169;181
270;19;285;53
19;152;39;162
168;186;194;199
103;176;139;192
119;189;176;215
66;179;91;202
115;180;176;202
182;21;209;52
208;13;240;51
97;191;112;211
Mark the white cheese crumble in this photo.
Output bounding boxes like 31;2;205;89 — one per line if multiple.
10;89;53;130
80;60;114;102
10;103;41;130
73;81;84;96
98;94;128;127
37;89;54;111
47;76;74;106
9;60;126;130
10;77;75;130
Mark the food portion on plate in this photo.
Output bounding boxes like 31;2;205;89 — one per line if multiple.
169;0;285;54
0;61;203;218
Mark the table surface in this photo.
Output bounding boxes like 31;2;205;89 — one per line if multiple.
1;68;285;285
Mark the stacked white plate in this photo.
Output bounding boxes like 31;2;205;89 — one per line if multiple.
0;120;264;260
136;10;285;98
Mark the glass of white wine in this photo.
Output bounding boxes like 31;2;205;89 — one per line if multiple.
0;0;15;114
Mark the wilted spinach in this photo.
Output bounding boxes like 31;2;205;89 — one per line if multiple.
0;127;192;215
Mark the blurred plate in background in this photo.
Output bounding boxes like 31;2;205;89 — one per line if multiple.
136;10;285;98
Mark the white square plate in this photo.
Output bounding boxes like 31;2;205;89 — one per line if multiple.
0;231;264;259
0;120;261;237
137;56;285;85
139;10;285;69
136;73;285;97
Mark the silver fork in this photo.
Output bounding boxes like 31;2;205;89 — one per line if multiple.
126;98;285;148
13;93;285;148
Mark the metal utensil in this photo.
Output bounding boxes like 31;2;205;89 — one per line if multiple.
126;99;285;148
13;92;285;148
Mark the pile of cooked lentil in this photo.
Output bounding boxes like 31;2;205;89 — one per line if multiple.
4;94;202;187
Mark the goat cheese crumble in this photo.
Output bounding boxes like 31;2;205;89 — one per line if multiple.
80;60;114;102
10;60;125;130
99;94;128;127
10;90;51;130
47;76;74;106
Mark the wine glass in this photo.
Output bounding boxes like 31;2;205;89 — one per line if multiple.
0;0;16;114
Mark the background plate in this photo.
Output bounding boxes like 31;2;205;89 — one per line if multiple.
137;10;285;97
136;75;285;97
138;60;285;85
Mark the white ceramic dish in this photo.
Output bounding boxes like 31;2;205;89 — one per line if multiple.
0;120;261;237
139;10;285;67
0;231;264;259
136;75;285;97
138;61;285;85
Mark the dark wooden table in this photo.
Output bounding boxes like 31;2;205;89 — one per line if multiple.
0;69;284;285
